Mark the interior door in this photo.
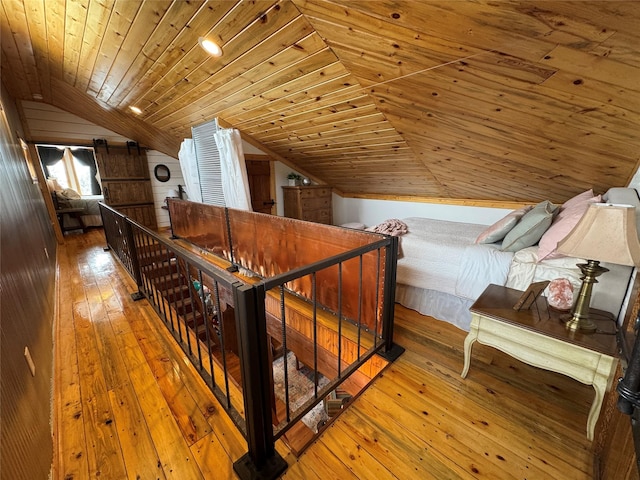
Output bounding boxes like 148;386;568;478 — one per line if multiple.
95;145;157;229
246;156;274;214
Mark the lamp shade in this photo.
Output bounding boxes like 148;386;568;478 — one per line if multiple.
557;203;640;266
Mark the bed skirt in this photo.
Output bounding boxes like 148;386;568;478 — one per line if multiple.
395;284;473;331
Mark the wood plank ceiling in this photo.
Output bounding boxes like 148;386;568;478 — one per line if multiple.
2;0;639;203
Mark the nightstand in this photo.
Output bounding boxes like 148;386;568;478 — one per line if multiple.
461;283;619;441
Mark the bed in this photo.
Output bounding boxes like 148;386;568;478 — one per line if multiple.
395;187;640;331
64;194;104;228
50;185;104;230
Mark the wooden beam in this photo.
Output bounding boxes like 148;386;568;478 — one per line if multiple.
49;78;181;158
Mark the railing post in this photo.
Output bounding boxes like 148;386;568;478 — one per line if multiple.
232;283;287;480
99;206;111;251
123;218;145;301
380;235;404;361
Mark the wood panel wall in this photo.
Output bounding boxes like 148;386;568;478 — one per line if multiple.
0;84;58;478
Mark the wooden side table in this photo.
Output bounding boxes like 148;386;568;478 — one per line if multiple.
461;284;619;441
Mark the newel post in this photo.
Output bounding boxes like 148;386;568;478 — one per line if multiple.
232;283;287;480
380;235;404;361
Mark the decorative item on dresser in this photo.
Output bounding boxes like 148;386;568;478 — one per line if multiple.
283;185;332;225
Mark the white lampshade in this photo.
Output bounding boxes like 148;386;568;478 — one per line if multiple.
557;203;640;266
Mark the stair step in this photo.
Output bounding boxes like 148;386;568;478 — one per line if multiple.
162;284;190;302
152;272;183;290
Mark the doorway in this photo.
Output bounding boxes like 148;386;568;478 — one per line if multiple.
245;155;275;215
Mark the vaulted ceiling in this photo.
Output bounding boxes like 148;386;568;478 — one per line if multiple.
2;0;639;203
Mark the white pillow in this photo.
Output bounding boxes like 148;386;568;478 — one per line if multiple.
60;188;81;199
46;178;63;192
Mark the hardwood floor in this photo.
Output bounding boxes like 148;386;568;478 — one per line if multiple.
54;229;596;479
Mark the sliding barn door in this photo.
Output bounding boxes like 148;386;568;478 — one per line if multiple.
95;146;157;229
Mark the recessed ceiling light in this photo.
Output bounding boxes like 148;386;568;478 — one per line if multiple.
198;37;223;57
129;106;142;115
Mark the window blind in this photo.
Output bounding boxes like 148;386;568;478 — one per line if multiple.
192;120;225;206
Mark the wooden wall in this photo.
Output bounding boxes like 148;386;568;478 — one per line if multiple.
0;84;58;478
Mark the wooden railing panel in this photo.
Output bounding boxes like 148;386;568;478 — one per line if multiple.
168;200;231;259
230;208;386;331
169;200;390;333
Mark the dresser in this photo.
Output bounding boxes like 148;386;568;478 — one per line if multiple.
282;185;332;224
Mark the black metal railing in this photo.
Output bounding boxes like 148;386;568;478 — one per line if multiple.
99;202;401;480
101;203;143;292
260;237;398;441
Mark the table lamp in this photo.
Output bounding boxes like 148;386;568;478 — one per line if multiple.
556;203;640;332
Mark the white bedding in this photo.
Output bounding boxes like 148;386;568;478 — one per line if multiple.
395;190;637;331
63;195;104;228
396;218;513;300
394;216;591;331
505;246;582;292
67;194;103;216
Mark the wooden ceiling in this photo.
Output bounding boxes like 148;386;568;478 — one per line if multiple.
2;0;639;203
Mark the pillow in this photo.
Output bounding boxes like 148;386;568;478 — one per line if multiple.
54;191;71;208
60;188;81;199
561;189;595;211
475;206;532;244
538;194;601;260
501;200;558;252
46;177;63;192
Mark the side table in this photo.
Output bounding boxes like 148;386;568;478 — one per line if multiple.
461;284;619;441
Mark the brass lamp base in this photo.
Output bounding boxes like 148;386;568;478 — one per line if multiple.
564;314;597;333
564;259;608;333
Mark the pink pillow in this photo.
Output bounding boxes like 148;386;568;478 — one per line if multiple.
538;194;601;260
561;189;595;211
475;206;532;244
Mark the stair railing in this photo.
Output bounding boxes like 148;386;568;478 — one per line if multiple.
99;202;402;480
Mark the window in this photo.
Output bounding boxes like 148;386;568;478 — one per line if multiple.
37;146;101;195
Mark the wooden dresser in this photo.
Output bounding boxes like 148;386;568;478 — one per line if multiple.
282;185;332;224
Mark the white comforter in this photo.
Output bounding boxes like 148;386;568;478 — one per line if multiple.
67;194;103;216
396;218;514;300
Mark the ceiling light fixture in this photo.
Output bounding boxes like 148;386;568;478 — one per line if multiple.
198;36;223;57
129;106;142;115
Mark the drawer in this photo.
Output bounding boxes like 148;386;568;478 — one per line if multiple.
301;197;330;209
300;188;331;199
303;209;332;224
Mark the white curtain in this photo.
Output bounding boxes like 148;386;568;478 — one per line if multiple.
178;139;202;203
214;128;252;211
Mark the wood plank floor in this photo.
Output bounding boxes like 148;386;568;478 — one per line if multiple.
54;229;596;479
